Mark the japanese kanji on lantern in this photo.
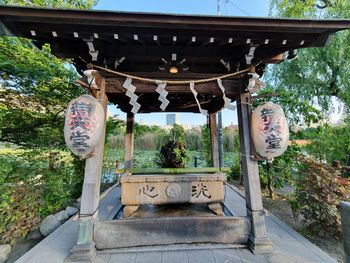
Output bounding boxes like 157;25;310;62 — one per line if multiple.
64;94;105;158
251;102;289;159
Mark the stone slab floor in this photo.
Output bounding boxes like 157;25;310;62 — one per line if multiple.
15;184;337;263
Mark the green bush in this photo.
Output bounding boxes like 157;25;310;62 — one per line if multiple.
303;122;350;164
290;157;350;237
258;143;301;198
0;149;83;244
158;141;190;168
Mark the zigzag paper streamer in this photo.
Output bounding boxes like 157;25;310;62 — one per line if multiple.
155;81;169;111
122;78;141;114
247;73;260;90
217;78;236;111
190;82;208;116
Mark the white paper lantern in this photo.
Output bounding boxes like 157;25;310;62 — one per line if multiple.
251;102;289;159
64;94;105;158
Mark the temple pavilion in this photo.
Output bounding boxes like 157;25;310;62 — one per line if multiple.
1;5;349;263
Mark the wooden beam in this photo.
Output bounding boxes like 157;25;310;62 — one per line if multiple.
103;78;241;97
209;113;220;168
237;92;272;254
70;72;108;261
124;112;134;170
116;167;231;174
101;71;244;80
80;74;108;216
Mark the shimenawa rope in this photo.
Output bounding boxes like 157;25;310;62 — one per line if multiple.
91;64;252;85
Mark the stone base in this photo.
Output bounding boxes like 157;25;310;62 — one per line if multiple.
64;242;96;263
94;216;250;249
123;205;139;218
208;202;224;216
121;173;226;206
248;235;273;255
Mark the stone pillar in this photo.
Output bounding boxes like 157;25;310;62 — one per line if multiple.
65;73;108;263
237;92;272;254
341;201;350;263
124;112;135;170
209;112;220;168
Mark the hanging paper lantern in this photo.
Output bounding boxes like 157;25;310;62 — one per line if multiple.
64;94;105;158
251;102;289;159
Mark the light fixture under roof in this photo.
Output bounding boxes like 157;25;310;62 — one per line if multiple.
159;53;188;74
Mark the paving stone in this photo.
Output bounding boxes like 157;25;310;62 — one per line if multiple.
134;252;161;263
93;254;111;263
47;233;77;249
14;186;338;263
236;249;269;263
188;250;215;263
265;252;318;263
162;250;188;263
0;244;11;263
109;252;136;263
212;249;242;263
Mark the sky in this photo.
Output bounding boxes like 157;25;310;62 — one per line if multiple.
94;0;270;126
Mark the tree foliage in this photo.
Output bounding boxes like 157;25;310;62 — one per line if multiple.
266;0;350;125
0;0;97;244
0;0;97;147
301;122;350;163
0;0;96;9
0;39;83;147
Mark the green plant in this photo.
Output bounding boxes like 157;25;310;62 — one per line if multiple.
303;122;350;164
158;141;190;168
290;157;350;238
267;0;350;125
0;149;83;244
258;143;301;199
201;125;211;166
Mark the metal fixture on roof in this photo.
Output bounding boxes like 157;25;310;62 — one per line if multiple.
159;53;189;74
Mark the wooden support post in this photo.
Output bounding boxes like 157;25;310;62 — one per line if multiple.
217;111;224;168
124;112;135;170
237;92;273;254
209;112;220;168
66;72;108;263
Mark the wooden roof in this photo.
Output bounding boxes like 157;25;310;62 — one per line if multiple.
1;5;349;113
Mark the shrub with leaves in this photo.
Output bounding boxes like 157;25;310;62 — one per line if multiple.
158;141;190;168
290;157;350;237
259;143;301;199
0;149;83;244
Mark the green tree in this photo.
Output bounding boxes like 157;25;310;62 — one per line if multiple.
0;0;97;243
0;0;96;8
0;0;97;147
169;124;186;142
266;0;350;125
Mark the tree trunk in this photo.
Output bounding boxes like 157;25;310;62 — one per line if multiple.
267;163;275;199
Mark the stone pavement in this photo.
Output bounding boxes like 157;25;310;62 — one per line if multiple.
15;184;337;263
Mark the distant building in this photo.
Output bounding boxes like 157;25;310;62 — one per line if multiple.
166;113;180;126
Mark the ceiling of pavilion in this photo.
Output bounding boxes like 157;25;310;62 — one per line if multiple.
1;6;349;113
